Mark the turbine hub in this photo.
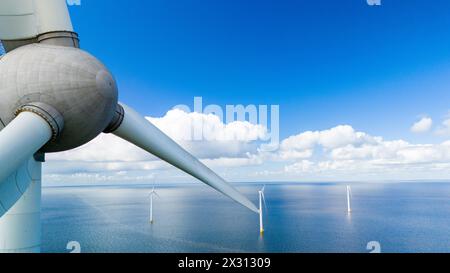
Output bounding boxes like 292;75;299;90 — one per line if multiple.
0;44;118;152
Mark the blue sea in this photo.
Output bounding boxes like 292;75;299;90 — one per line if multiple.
41;182;450;253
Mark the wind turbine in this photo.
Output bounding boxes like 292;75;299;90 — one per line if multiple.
149;186;160;224
259;186;267;235
346;185;352;214
0;0;258;253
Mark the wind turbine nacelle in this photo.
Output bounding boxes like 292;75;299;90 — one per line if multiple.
0;44;118;152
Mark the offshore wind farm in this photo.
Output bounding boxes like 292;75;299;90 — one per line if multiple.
41;182;450;253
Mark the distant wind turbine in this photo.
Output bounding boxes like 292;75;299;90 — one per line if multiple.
149;186;160;224
347;185;352;214
259;186;267;234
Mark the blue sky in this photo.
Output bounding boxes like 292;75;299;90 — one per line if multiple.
68;0;450;141
44;1;450;184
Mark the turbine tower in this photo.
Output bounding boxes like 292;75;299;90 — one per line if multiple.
347;185;352;214
0;0;258;253
149;186;160;224
259;186;267;235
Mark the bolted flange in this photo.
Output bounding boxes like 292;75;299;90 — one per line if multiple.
14;102;64;141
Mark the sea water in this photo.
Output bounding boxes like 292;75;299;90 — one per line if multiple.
41;183;450;253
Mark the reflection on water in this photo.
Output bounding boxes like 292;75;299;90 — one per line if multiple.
41;183;450;253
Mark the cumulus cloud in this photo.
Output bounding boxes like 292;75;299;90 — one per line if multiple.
284;160;315;173
148;109;268;142
436;117;450;136
48;133;153;162
281;127;450;178
330;140;450;164
45;109;450;184
276;125;379;160
47;109;267;162
280;125;378;150
411;117;433;133
45;109;268;182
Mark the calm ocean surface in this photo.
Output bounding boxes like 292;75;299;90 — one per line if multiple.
41;183;450;253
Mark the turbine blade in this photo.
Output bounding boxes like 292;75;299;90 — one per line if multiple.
154;191;161;199
0;112;52;183
261;192;268;211
0;0;74;51
0;112;52;217
110;103;258;213
33;0;74;35
0;0;38;41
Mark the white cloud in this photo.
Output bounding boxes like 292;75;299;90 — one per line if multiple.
148;109;267;143
45;109;268;183
202;155;264;168
48;133;153;162
44;160;170;174
45;109;450;184
280;125;378;151
281;129;450;179
276;125;379;160
284;160;315;173
411;117;433;133
48;109;267;163
436;118;450;136
275;124;450;180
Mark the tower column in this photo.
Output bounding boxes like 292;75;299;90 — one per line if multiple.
0;157;42;253
259;191;264;234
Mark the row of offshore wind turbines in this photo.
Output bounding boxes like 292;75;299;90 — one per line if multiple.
147;184;353;235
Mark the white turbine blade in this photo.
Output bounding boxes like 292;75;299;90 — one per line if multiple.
33;0;73;35
261;191;268;211
0;112;52;183
0;0;37;40
111;103;259;213
150;188;160;198
0;0;73;41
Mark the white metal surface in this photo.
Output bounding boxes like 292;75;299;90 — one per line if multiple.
0;157;41;253
0;0;36;40
347;185;352;214
259;187;266;234
259;191;264;234
113;103;258;213
149;187;160;223
34;0;74;35
0;111;52;184
0;44;118;153
0;0;73;40
150;194;153;223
